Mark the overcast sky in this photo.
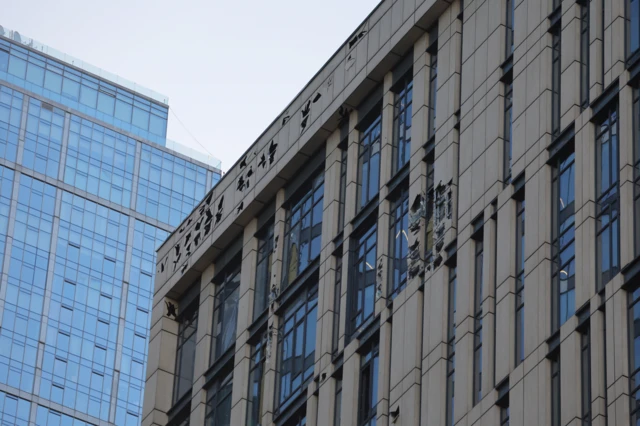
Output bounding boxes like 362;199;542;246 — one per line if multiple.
3;0;381;171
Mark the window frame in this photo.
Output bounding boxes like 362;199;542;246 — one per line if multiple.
503;82;514;184
357;342;379;426
205;372;233;426
580;0;590;110
357;115;382;211
633;88;640;257
172;297;199;405
551;354;561;426
628;0;640;59
332;256;343;355
629;286;640;425
283;171;325;287
275;285;318;413
551;151;576;331
472;238;484;406
595;105;620;291
211;264;241;363
254;223;274;320
445;265;457;426
506;0;515;58
580;325;592;426
348;222;378;337
515;199;525;366
427;26;438;140
388;187;410;298
551;28;562;139
337;146;348;234
392;76;413;174
246;339;266;426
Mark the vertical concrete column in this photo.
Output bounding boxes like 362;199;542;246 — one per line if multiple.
560;1;583;131
453;236;473;420
316;375;339;426
523;167;552;354
603;0;626;87
305;389;319;426
189;264;216;425
604;289;631;426
590;0;605;101
495;191;516;384
375;72;394;312
317;128;342;375
388;287;423;426
142;294;180;426
335;239;350;357
340;342;361;426
590;309;607;426
420;265;448;426
560;326;581;426
228;219;258;426
434;2;461;244
260;188;286;426
619;82;636;267
574;118;597;311
344;110;360;232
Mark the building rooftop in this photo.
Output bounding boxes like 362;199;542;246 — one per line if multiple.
0;24;169;105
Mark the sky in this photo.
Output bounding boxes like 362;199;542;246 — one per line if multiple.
3;0;381;172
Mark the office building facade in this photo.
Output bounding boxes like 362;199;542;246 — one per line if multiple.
146;0;640;425
0;28;221;426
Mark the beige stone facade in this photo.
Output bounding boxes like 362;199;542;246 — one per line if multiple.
143;0;640;425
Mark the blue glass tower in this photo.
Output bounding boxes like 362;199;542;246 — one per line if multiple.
0;27;221;425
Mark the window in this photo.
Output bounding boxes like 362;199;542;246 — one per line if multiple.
349;223;377;335
633;89;640;256
552;152;576;331
393;77;413;173
0;85;22;164
595;106;620;290
515;199;525;365
254;223;274;320
501;407;510;426
389;188;409;298
332;256;343;355
358;343;379;426
23;99;64;178
580;1;590;109
629;287;640;425
212;266;240;362
551;355;561;426
358;115;382;210
472;238;484;406
334;377;342;426
425;156;435;262
337;147;348;234
581;325;592;426
173;296;198;404
247;340;265;426
506;0;515;57
428;26;438;140
446;266;457;426
277;285;318;411
205;373;233;426
284;171;324;285
503;83;513;183
629;0;640;56
551;30;562;138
